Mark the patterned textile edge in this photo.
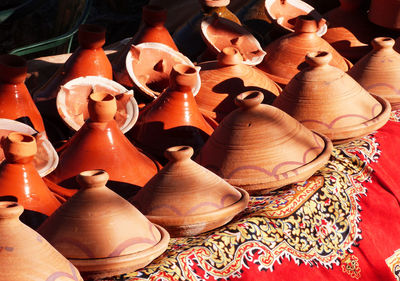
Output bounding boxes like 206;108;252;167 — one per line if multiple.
109;134;380;281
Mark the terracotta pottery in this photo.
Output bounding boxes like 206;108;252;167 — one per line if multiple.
200;15;266;65
131;146;249;237
124;42;200;99
39;170;169;279
0;202;83;281
348;37;400;109
199;0;241;24
368;0;400;30
273;51;391;143
0;132;60;228
258;15;352;86
56;76;139;133
0;118;58;177
131;64;214;161
0;55;45;133
195;46;281;122
196;91;333;194
46;93;159;198
264;0;327;36
322;0;379;62
34;24;113;102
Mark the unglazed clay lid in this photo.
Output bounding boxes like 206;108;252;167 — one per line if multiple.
125;42;200;99
130;145;249;237
258;15;352;86
273;51;391;143
200;15;266;65
264;0;327;36
196;91;333;194
347;37;400;107
38;170;169;279
0;202;83;281
56;76;139;133
0;119;58;176
195;47;281;121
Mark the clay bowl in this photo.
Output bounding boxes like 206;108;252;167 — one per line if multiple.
200;15;266;65
196;91;333;194
125;42;200;99
56;76;139;133
264;0;327;36
0;118;58;176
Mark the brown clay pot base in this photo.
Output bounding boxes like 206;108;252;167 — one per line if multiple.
200;16;266;65
145;187;249;237
70;224;169;280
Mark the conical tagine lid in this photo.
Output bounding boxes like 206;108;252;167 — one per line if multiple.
273;51;391;143
258;15;351;86
0;202;83;281
348;37;400;109
131;145;249;237
195;47;281;122
39;170;169;279
46;93;158;198
196;91;333;194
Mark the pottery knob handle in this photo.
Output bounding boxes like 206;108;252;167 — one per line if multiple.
170;64;198;91
371;37;395;50
218;47;243;66
78;24;106;49
305;51;332;67
0;202;24;220
0;54;27;84
1;132;37;164
164;146;194;162
77;169;110;189
294;15;318;33
235;91;264;109
143;5;167;26
200;0;230;8
88;92;117;122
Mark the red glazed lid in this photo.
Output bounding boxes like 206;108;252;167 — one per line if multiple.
0;54;27;84
196;91;333;194
142;5;167;26
78;24;106;49
39;170;169;279
273;51;391;143
131;145;249;237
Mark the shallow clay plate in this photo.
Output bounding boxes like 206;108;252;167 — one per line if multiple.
0;119;58;177
125;42;201;99
56;76;139;133
264;0;327;36
200;16;266;65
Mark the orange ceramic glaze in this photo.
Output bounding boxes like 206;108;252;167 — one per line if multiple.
131;64;214;160
46;93;158;197
195;47;281;122
369;0;400;30
34;24;113;102
200;0;241;24
0;202;83;281
258;15;351;86
0;55;45;133
0;133;60;227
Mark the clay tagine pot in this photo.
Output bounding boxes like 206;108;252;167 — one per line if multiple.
264;0;327;36
34;24;113;102
199;0;241;24
368;0;400;30
322;0;378;62
131;146;249;237
0;55;45;134
196;91;333;194
130;64;214;161
56;76;139;133
200;15;266;65
348;37;400;110
46;92;159;199
0;118;58;177
258;15;352;86
0;132;60;228
0;202;83;281
273;51;391;143
124;42;200;99
195;46;281;122
39;170;169;280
